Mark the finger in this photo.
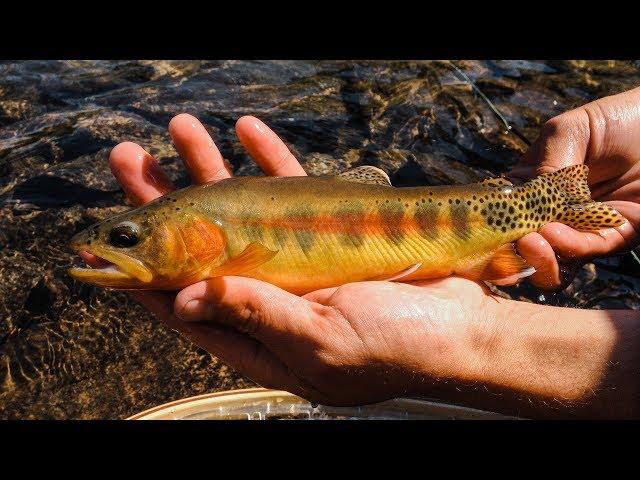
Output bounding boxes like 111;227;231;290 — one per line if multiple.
538;222;630;261
594;175;640;204
517;207;638;289
516;232;561;289
604;200;640;246
173;276;318;347
131;291;176;323
304;286;339;304
168;113;232;184
167;320;309;396
109;142;175;205
236;116;307;177
590;163;640;200
509;110;590;182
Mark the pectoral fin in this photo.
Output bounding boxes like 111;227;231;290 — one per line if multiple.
210;243;278;277
457;243;535;286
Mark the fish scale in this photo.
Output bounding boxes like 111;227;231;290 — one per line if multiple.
217;182;522;292
68;165;626;293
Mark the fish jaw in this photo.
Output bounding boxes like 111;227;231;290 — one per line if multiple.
68;236;154;288
68;264;139;288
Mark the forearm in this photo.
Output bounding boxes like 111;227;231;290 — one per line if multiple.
412;300;640;419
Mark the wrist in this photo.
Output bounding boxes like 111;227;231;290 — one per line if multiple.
407;296;639;418
470;299;615;399
398;289;507;396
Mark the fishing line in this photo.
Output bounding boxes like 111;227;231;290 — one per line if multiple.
446;61;532;147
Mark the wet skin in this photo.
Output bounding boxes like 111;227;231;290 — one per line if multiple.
79;89;640;417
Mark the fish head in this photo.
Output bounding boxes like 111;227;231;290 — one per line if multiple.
68;200;226;289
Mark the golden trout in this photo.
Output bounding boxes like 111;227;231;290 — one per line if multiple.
68;165;625;294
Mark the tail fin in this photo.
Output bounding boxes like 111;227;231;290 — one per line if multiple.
538;165;626;232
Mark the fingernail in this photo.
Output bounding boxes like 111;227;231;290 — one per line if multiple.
253;120;266;134
535;237;549;249
615;221;632;234
176;299;212;322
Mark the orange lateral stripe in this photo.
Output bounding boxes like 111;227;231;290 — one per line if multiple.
234;212;465;235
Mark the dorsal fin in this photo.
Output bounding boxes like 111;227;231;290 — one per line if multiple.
337;166;392;186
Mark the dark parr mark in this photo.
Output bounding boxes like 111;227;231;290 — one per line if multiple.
294;230;316;253
415;202;439;239
450;203;470;239
333;202;366;224
338;232;365;248
271;227;289;248
245;224;265;243
379;201;405;245
334;202;367;248
281;205;319;252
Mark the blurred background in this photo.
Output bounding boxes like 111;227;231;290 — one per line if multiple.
1;60;640;419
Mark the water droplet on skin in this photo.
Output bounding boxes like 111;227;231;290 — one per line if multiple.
598;228;617;239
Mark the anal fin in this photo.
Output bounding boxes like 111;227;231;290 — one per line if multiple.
457;243;535;286
210;242;278;277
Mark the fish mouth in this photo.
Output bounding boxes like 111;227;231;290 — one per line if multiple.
68;238;153;288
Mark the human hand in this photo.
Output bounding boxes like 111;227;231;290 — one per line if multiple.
167;275;493;405
511;86;640;289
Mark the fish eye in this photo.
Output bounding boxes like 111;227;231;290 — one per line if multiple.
109;222;140;248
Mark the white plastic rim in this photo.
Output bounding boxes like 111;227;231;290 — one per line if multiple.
128;387;517;420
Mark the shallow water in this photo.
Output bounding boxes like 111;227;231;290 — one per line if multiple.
1;60;640;419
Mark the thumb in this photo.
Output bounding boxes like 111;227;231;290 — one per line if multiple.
174;276;319;346
509;111;590;183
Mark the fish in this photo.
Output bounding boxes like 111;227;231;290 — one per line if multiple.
68;164;626;294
